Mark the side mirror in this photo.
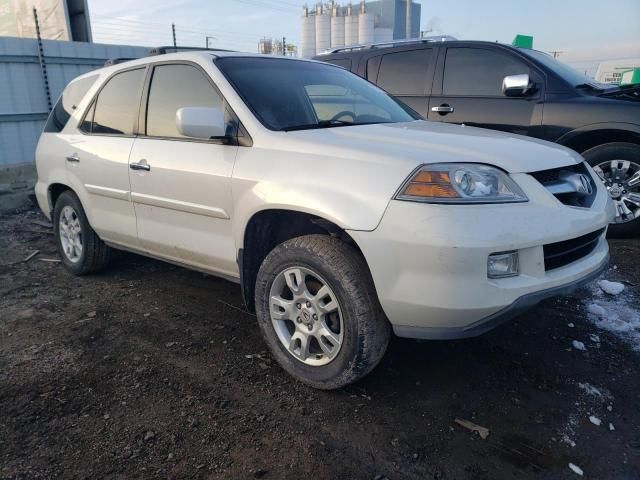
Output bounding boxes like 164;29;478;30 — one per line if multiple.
502;74;533;97
176;107;226;139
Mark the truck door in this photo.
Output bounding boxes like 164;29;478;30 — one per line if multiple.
427;46;543;136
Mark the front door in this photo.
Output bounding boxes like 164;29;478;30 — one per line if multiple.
427;47;543;136
128;63;238;277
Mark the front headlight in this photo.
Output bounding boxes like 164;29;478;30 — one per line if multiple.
395;163;528;204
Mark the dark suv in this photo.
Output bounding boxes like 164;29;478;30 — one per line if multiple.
315;40;640;236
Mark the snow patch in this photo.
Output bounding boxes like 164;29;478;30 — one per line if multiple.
572;340;586;351
589;415;601;426
598;280;624;296
584;279;640;351
569;463;584;476
577;382;602;397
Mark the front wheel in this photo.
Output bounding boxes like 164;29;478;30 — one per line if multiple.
583;142;640;238
255;234;390;390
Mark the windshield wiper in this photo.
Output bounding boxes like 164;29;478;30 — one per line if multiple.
281;120;354;132
575;83;604;92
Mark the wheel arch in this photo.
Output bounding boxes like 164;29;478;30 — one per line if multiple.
238;208;371;312
48;183;74;215
557;123;640;154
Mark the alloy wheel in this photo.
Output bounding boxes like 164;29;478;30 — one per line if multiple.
593;159;640;223
268;266;344;366
59;205;83;263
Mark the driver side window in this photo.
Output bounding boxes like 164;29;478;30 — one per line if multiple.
443;48;531;97
304;84;392;123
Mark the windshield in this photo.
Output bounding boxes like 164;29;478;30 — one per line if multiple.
215;57;417;131
520;49;607;88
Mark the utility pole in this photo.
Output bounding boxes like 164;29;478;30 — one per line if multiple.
549;50;563;58
172;23;177;47
33;8;52;112
282;36;286;56
206;36;216;48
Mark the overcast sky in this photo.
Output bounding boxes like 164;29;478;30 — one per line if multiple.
88;0;640;74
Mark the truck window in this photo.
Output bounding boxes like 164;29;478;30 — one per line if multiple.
443;48;530;97
375;49;432;96
326;58;352;70
44;74;99;133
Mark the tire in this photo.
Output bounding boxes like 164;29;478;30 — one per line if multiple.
255;234;391;390
53;190;110;275
582;142;640;238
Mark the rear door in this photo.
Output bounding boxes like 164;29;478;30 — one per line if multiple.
65;67;146;249
427;46;544;135
127;62;238;277
364;47;436;117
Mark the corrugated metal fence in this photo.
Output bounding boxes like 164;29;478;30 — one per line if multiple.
0;36;147;166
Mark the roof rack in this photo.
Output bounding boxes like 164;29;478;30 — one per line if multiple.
317;35;458;55
103;57;135;67
146;46;235;56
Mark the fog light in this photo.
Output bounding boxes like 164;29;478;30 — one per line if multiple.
488;251;519;278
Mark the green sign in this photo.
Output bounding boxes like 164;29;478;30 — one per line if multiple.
620;68;640;86
512;35;533;49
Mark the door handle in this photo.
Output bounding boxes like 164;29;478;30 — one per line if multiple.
431;104;454;114
66;154;80;163
130;160;150;171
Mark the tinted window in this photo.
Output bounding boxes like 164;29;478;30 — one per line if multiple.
146;64;223;138
44;74;98;133
91;68;144;135
327;58;352;70
443;48;530;96
217;57;415;131
376;49;432;95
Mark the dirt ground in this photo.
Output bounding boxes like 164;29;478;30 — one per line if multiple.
1;207;639;480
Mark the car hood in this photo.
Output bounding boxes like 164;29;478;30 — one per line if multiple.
283;120;583;173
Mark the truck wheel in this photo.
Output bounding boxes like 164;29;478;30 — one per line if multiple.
583;142;640;238
53;190;111;275
255;234;390;390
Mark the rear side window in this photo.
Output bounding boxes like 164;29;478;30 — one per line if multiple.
44;74;98;133
375;49;432;96
326;58;352;70
443;48;530;96
146;64;223;139
85;68;145;135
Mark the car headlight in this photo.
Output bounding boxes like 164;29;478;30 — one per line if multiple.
395;163;528;204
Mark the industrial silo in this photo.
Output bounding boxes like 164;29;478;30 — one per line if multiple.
330;4;345;49
344;3;358;46
357;1;374;45
300;6;316;58
315;3;331;54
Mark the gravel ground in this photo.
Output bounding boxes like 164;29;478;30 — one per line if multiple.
1;208;639;479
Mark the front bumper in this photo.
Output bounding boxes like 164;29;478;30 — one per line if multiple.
349;172;613;339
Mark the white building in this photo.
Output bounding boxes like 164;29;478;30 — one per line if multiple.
595;58;640;85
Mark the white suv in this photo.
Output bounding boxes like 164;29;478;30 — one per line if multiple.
35;51;613;389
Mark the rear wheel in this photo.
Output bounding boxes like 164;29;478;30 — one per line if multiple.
53;190;110;275
583;142;640;238
254;234;390;390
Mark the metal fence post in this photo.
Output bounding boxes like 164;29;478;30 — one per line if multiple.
33;8;53;112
